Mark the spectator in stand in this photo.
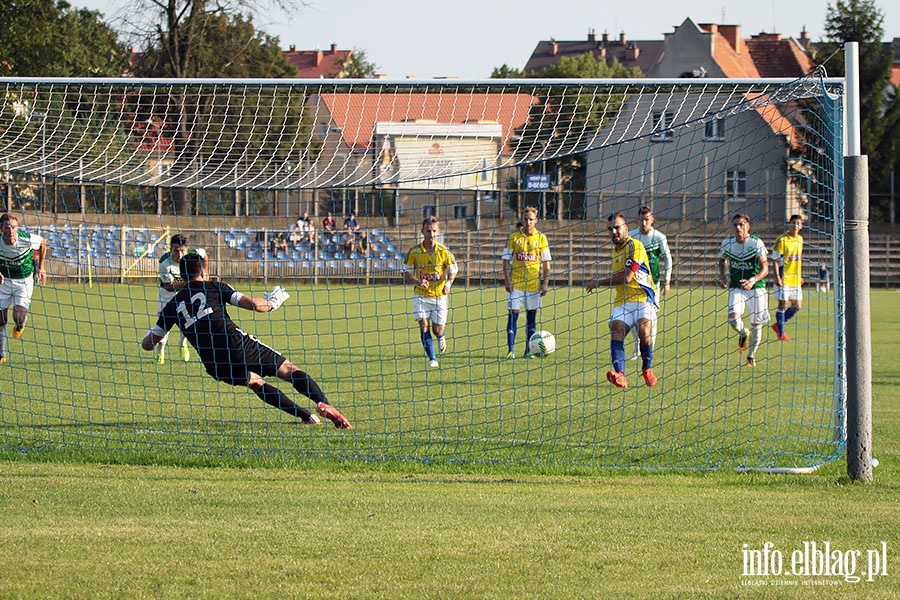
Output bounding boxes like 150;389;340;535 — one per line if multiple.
358;230;378;255
270;232;289;258
289;216;308;249
304;216;318;245
340;226;355;255
343;213;359;232
322;212;337;236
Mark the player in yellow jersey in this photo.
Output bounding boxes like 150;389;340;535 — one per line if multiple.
502;206;551;359
770;214;804;341
403;216;459;368
586;213;659;388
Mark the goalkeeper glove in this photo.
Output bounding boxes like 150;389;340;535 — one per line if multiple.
264;286;290;311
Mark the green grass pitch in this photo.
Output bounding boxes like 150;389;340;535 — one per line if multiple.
0;290;897;598
1;280;844;471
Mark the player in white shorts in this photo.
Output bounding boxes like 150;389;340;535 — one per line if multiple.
154;234;207;364
718;214;769;367
403;217;458;368
0;213;47;363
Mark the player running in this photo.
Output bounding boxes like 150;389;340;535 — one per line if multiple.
627;206;671;359
403;216;459;368
141;253;351;429
154;234;207;364
502;206;551;359
0;213;47;363
718;213;769;367
769;214;804;341
586;213;659;388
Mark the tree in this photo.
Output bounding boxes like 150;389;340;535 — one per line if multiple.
490;64;524;78
130;4;297;79
817;0;900;222
339;48;379;78
125;1;309;214
0;0;128;76
491;52;642;218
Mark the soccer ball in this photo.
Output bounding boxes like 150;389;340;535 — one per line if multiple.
528;331;556;357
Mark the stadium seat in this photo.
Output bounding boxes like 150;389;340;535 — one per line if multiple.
247;250;260;260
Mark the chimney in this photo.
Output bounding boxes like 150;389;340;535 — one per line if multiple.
619;31;626;45
289;44;296;52
626;44;640;60
602;31;609;44
718;25;742;53
799;27;810;47
316;50;323;65
550;41;559;56
330;43;338;54
588;29;596;43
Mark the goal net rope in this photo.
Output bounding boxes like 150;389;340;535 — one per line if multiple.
0;73;844;471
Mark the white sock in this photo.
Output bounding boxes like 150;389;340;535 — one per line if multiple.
748;326;762;357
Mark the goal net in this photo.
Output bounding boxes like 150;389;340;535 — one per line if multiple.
0;74;844;471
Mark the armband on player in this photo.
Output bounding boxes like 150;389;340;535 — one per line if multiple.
748;277;757;286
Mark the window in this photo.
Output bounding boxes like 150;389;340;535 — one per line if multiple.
453;204;468;219
725;170;747;201
705;117;726;140
422;205;437;218
317;122;328;137
651;111;675;141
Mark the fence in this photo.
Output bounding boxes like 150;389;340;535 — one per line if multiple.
34;222;898;288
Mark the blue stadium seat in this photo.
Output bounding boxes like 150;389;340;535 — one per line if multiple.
247;250;260;260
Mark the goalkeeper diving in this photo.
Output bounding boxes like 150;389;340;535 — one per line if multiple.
141;252;351;429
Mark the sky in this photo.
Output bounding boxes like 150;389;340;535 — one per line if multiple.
72;0;899;79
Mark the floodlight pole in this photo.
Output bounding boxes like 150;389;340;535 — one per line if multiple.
844;41;873;482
